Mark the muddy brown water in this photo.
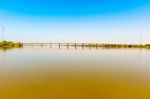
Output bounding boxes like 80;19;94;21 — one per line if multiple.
0;47;150;99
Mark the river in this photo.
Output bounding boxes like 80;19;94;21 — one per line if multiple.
0;46;150;99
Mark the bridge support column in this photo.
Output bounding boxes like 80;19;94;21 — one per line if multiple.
96;44;98;49
67;43;69;49
59;43;61;49
50;43;52;48
75;43;77;49
41;44;43;48
82;44;84;50
89;44;92;49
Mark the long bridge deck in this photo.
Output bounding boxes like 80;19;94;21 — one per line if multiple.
22;43;146;49
23;43;101;49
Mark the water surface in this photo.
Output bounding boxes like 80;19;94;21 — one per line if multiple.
0;47;150;99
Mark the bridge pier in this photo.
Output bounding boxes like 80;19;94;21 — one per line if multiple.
50;43;52;48
75;43;77;49
41;44;43;48
96;44;98;49
59;43;61;49
67;43;69;49
89;44;92;49
82;44;84;50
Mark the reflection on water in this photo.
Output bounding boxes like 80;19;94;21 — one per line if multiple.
0;47;150;99
0;50;7;68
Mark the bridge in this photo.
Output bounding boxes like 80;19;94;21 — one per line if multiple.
23;43;101;49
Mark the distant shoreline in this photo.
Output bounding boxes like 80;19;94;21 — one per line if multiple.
0;41;23;49
22;42;150;49
0;41;150;49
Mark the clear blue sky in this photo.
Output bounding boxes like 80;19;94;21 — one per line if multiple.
0;0;150;43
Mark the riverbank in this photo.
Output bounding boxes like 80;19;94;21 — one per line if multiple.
86;44;150;49
0;41;23;49
69;43;150;49
1;41;150;49
23;43;150;49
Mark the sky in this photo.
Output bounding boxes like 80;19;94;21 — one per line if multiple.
0;0;150;44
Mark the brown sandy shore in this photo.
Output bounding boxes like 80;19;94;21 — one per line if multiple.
0;67;150;99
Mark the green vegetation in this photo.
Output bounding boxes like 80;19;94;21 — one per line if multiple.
0;41;150;50
71;43;150;49
0;41;23;49
89;44;144;48
145;44;150;49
